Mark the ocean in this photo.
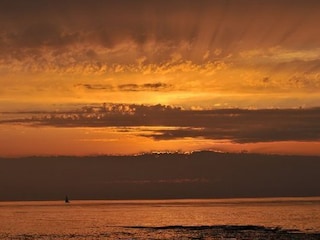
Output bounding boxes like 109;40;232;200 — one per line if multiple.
1;197;320;239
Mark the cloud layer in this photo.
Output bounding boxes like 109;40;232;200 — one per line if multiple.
2;104;319;144
1;152;320;200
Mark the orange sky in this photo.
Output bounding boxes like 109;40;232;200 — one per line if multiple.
0;0;320;156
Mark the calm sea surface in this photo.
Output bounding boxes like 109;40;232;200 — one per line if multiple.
1;197;320;239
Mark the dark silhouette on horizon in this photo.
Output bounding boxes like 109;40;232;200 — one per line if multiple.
0;151;319;201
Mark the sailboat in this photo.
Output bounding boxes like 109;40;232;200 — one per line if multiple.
65;195;70;203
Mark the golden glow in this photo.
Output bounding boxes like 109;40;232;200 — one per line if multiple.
0;1;320;156
0;125;319;157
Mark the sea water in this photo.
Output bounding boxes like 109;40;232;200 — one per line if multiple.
0;197;320;239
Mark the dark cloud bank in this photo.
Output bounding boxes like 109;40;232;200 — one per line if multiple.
1;0;320;61
2;104;320;143
0;151;319;201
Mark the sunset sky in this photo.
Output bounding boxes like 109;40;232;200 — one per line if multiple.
1;0;320;157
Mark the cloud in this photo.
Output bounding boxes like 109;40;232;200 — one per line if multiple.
1;152;320;200
8;23;79;48
1;0;320;109
142;82;170;90
118;82;172;91
2;0;320;60
118;84;139;92
239;47;320;64
75;84;113;91
146;108;320;143
75;82;172;92
1;104;319;144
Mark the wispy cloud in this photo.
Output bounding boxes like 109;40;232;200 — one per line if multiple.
118;82;172;91
75;84;113;91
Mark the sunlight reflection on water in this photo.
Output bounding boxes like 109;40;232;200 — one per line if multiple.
0;197;320;239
